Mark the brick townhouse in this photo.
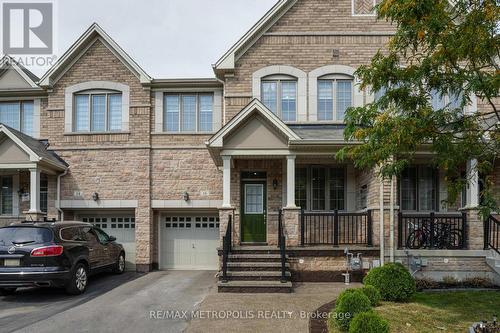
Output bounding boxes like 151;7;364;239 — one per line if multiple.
0;0;498;291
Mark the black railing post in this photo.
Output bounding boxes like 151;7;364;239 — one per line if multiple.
367;210;373;247
397;212;403;249
461;211;467;250
483;215;490;250
429;212;435;248
278;209;282;249
221;215;232;283
333;209;339;247
300;208;305;247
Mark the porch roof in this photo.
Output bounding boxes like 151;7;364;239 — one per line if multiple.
0;123;68;171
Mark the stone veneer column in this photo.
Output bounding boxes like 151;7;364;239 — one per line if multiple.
465;209;484;250
282;207;300;246
135;204;153;272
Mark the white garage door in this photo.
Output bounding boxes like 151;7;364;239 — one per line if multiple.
81;216;136;270
160;215;219;270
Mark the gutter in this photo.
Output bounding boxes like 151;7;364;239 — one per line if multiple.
56;167;69;221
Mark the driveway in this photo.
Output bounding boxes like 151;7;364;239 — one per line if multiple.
0;270;217;333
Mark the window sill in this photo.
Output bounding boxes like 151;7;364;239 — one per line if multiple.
64;131;131;136
151;132;215;136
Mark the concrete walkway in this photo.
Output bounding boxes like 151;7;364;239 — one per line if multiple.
186;282;361;333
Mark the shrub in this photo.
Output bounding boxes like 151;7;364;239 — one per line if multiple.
328;288;372;331
442;275;459;287
363;263;416;302
415;277;439;291
349;311;390;333
462;276;494;288
361;285;381;306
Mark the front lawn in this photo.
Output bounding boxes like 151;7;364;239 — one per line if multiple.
330;291;500;333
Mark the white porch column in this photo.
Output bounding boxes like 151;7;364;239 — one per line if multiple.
222;156;232;208
29;167;41;213
286;155;296;208
466;159;479;208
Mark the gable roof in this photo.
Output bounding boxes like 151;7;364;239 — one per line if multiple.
0;123;68;170
0;55;41;89
39;23;151;87
213;0;297;73
207;98;300;148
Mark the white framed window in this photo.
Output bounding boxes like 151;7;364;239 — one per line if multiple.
163;93;214;133
430;90;463;111
244;184;264;214
400;166;439;212
317;75;353;121
73;90;122;132
295;166;346;211
0;101;34;136
0;175;13;216
261;76;297;121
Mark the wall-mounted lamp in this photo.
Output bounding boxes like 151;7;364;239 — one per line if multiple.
182;192;190;202
272;179;278;190
92;192;99;201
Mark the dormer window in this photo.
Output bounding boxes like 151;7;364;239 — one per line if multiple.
317;74;353;121
261;75;297;122
74;90;122;132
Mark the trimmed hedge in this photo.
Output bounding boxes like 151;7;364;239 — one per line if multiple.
329;288;372;331
361;285;381;306
363;263;416;302
349;311;390;333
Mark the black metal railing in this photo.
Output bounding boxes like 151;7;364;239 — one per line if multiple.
484;215;500;255
300;209;372;246
277;209;287;283
221;215;232;283
398;212;467;250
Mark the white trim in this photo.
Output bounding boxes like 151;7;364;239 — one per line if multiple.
64;81;130;133
308;65;359;121
0;124;40;162
151;200;222;209
28;168;41;213
207;99;300;148
0;56;40;89
154;91;163;133
12;174;20;217
222;156;232;208
214;0;298;70
32;99;41;139
59;199;138;209
221;149;292;156
39;23;151;87
252;65;307;122
286;155;296;208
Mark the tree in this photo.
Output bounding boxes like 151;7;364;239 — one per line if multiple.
338;0;500;215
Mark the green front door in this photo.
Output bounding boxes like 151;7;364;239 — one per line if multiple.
241;181;267;243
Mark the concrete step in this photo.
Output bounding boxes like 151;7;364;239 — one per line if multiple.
217;280;293;293
226;262;290;271
228;254;284;262
230;246;281;255
219;271;291;281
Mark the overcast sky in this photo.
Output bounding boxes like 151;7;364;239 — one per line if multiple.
43;0;277;78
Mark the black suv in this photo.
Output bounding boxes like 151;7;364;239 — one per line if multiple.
0;221;125;295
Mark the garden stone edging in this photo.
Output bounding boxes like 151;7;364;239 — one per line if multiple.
309;300;336;333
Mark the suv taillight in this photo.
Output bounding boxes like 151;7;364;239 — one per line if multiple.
30;245;64;257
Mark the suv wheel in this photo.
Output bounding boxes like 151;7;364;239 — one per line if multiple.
0;288;17;296
66;263;88;295
113;253;125;274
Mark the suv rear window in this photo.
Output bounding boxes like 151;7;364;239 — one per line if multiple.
0;227;54;246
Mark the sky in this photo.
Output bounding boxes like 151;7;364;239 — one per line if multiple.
36;0;277;78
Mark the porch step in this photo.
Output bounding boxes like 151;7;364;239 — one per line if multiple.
217;280;293;293
220;271;291;281
230;246;280;255
226;262;289;271
228;254;284;262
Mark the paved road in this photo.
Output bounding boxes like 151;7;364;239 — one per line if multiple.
0;270;216;333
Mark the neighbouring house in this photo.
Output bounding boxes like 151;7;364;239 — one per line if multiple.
0;0;498;292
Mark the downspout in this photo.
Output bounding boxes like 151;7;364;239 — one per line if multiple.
379;174;385;266
56;168;69;221
389;175;395;262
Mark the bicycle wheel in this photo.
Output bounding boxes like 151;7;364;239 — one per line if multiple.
406;230;426;249
445;229;464;249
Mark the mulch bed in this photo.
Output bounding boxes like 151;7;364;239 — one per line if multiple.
309;300;336;333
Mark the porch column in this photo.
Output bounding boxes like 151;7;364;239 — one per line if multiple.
29;167;41;213
222;156;232;208
466;159;479;208
286;155;296;208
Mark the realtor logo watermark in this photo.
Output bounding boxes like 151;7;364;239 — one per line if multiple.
1;0;57;68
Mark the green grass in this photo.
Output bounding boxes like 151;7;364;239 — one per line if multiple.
330;291;500;333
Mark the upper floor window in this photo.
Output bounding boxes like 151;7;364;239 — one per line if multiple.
261;76;297;122
164;93;213;133
0;101;34;136
430;90;462;111
318;75;353;121
73;90;122;132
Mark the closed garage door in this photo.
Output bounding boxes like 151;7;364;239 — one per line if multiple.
81;216;136;270
160;215;219;270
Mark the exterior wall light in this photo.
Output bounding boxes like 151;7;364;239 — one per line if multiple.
183;192;190;201
272;179;278;189
92;192;99;201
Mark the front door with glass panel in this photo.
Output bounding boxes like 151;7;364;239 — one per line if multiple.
241;181;267;243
